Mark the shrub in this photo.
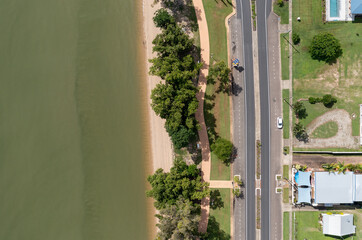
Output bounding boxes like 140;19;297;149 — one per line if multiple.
277;0;284;7
308;97;317;104
309;32;343;63
293;123;308;141
321;94;337;108
292;33;301;45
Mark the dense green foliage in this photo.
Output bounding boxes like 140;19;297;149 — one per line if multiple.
155;198;200;240
149;10;202;148
321;94;337;108
292;101;307;119
277;0;284;7
308;94;337;108
293;123;308;141
309;32;342;63
147;158;210;210
211;138;233;164
207;61;231;93
292;33;300;45
153;9;175;29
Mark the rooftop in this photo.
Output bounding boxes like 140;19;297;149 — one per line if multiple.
322;213;356;237
351;0;362;14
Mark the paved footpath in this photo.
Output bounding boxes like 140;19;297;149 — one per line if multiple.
192;0;211;233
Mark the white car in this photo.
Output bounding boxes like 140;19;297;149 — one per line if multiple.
277;117;283;129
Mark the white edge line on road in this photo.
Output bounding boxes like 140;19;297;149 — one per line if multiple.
239;1;248;239
264;0;272;239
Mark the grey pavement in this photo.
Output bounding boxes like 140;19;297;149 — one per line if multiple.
235;0;256;238
230;15;246;240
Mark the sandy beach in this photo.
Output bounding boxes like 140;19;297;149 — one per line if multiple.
140;0;174;238
142;0;173;173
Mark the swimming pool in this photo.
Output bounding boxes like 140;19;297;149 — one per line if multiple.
295;171;300;184
330;0;339;17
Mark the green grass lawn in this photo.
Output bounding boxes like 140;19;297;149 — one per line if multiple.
273;1;289;24
283;188;289;203
311;121;338;138
280;34;290;80
293;0;362;136
208;188;231;239
283;212;290;240
293;211;362;239
283;165;289;179
203;0;232;180
282;90;290;139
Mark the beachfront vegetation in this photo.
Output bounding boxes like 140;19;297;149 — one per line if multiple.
147;157;210;210
211;138;233;165
207;61;231;94
149;10;202;149
155;198;200;240
309;32;343;63
153;8;175;28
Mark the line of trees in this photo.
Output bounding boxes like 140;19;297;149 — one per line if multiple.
147;158;210;239
150;9;202;149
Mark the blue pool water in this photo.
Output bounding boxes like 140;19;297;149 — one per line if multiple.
295;171;300;184
330;0;339;17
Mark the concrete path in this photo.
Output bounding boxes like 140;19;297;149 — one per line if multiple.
209;180;233;188
294;109;359;149
192;0;211;233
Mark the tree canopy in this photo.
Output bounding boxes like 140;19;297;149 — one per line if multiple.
292;101;308;119
207;61;231;93
153;8;175;29
147;158;210;210
309;32;343;63
155;198;200;240
293;122;308;141
149;15;201;149
211;138;233;164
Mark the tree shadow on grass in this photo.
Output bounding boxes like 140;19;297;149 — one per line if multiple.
210;189;224;210
203;215;231;240
204;93;219;145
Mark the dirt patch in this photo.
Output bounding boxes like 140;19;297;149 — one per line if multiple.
293;154;362;168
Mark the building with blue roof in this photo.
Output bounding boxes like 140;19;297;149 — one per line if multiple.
351;0;362;20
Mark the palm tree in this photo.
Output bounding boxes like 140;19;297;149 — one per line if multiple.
336;161;346;174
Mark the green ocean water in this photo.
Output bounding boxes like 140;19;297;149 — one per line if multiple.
0;0;148;239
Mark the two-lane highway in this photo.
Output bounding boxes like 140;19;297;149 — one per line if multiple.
256;0;273;239
235;0;256;239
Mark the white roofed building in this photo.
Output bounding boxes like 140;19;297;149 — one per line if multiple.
322;214;356;237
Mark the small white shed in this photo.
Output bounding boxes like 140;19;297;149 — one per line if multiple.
322;213;356;237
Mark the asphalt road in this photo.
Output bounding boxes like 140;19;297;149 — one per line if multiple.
235;0;256;239
256;0;273;239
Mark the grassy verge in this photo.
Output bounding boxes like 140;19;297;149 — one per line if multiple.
273;1;289;24
283;212;290;240
252;0;256;30
282;90;290;139
293;210;362;239
280;34;290;80
203;0;232;180
283;188;289;203
208;188;231;239
293;0;362;136
283;165;289;179
310;121;338;138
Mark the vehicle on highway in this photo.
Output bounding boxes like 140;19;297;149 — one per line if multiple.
277;117;283;129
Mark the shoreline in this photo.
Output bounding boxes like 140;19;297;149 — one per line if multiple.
137;0;174;238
